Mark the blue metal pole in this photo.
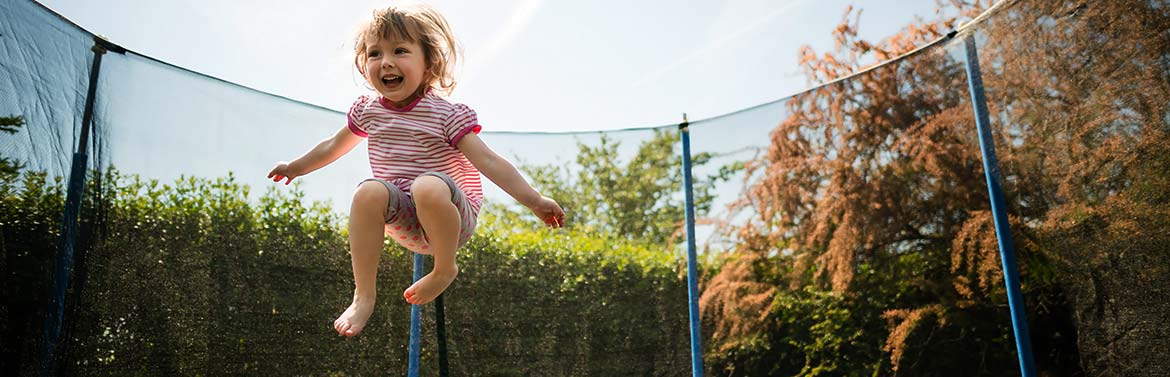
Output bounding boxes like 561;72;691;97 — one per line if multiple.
42;42;107;375
679;115;704;377
408;253;424;377
962;34;1037;377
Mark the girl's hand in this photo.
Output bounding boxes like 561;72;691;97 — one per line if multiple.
267;162;301;185
529;196;566;228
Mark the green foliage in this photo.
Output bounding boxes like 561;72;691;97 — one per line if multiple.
476;209;680;274
0;166;692;375
1;113;62;374
450;211;692;375
0;115;22;134
1;115;26;176
710;287;883;377
1;168;65;375
513;128;735;245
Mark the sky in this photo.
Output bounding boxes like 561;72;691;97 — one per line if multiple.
37;0;948;133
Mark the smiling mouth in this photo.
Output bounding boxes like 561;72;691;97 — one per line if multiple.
382;75;403;87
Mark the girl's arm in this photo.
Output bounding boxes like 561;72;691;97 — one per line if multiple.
268;126;363;185
457;132;565;227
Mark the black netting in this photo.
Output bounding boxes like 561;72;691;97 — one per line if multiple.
972;0;1170;375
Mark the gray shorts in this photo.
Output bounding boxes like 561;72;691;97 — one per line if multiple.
360;172;477;254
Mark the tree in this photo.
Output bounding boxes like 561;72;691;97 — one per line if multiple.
705;2;997;373
699;0;1170;374
497;128;739;246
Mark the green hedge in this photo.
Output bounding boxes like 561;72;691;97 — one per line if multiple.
1;169;692;376
1;170;65;375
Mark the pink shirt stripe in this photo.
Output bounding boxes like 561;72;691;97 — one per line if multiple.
347;90;484;213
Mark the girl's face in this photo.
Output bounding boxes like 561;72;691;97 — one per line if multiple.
363;37;428;106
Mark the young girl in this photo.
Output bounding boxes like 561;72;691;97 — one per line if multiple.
267;3;565;338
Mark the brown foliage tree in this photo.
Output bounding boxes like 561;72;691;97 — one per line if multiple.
983;0;1170;374
703;0;1169;374
744;0;987;292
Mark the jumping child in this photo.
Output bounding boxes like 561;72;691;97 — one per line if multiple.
268;3;565;337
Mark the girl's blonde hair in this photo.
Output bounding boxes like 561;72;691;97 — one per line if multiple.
354;3;460;95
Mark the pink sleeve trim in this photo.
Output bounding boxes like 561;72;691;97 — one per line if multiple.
347;119;368;137
450;124;482;147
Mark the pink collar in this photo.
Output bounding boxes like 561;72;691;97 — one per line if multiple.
378;88;430;112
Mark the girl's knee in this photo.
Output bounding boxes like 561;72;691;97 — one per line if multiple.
353;181;389;206
410;175;450;205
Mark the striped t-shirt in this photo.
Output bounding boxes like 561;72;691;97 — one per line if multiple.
347;90;484;213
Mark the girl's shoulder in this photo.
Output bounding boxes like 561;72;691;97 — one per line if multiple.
348;94;380;115
419;92;478;134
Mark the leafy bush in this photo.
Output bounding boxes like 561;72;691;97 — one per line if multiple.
1;168;65;375
1;168;692;376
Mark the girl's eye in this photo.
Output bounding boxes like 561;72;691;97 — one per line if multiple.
394;48;408;55
367;50;380;58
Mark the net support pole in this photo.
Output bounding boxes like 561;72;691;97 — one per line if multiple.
41;40;107;375
408;253;424;377
679;114;704;377
962;34;1037;377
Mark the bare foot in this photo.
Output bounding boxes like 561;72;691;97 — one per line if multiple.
333;296;375;337
403;269;458;305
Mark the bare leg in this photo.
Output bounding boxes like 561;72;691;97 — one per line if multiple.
333;181;388;337
403;176;460;305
